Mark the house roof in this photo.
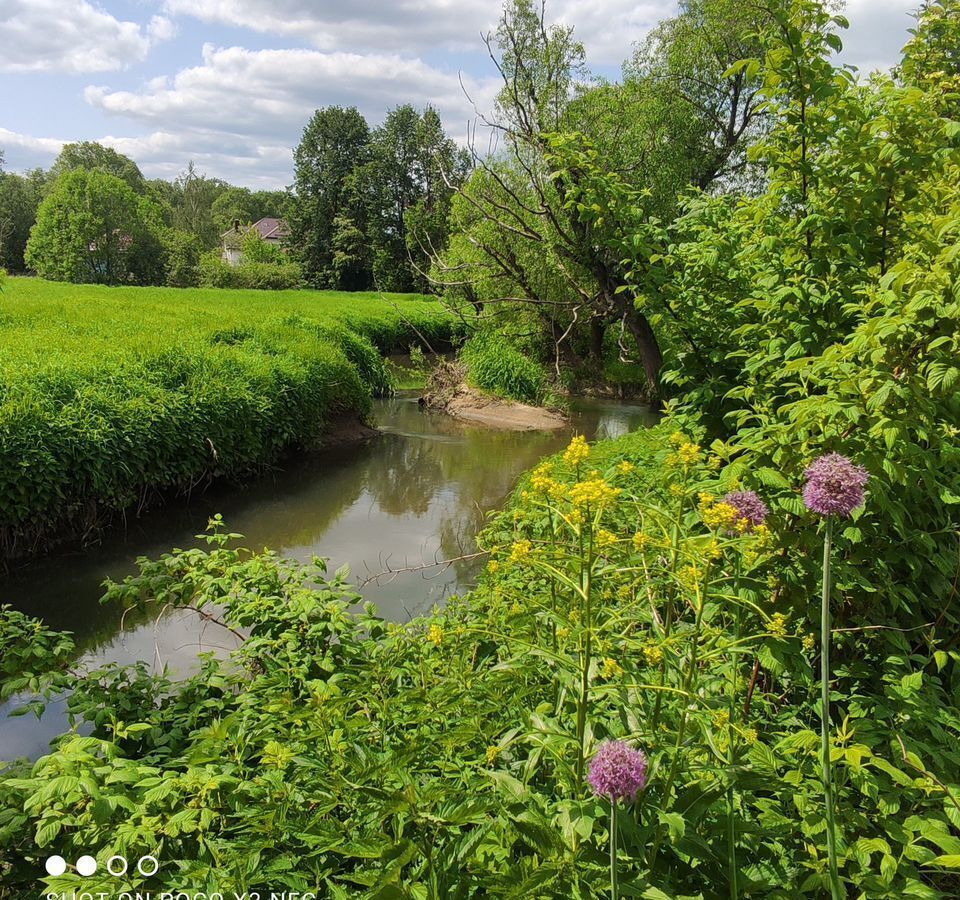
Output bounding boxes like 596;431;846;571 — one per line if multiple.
221;217;289;244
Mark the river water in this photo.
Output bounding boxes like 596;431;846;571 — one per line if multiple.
0;392;657;760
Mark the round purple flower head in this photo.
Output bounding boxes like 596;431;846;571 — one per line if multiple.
722;490;768;532
803;453;869;518
587;740;647;803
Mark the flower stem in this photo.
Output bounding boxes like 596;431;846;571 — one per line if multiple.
609;802;619;900
821;518;843;899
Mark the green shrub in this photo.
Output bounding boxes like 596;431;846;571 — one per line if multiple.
199;251;303;290
460;331;548;404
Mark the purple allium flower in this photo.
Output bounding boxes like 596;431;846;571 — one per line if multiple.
587;740;648;803
722;490;769;532
803;453;869;518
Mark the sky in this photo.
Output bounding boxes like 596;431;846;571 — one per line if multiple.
0;0;921;189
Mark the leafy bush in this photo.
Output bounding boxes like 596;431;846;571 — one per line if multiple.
460;330;549;404
199;250;303;290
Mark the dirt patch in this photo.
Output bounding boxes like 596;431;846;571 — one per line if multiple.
422;361;567;431
315;413;379;447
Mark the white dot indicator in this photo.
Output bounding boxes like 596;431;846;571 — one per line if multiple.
44;856;67;877
76;855;98;877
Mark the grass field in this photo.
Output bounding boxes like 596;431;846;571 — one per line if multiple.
0;278;455;557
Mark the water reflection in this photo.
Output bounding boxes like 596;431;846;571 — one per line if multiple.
0;393;657;760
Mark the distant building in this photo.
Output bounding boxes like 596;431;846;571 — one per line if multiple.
221;217;289;265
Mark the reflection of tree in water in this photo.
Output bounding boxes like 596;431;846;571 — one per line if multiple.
362;432;447;518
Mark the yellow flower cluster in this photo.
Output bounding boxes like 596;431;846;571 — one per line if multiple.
678;563;703;589
768;612;790;639
530;462;557;494
632;531;649;551
701;500;740;532
601;657;624;679
563;434;590;467
617;584;633;602
485;745;500;765
617;460;636;475
486;559;500;574
427;624;444;646
803;633;816;652
508;539;532;564
568;476;621;509
713;709;730;728
706;539;722;560
556;626;570;642
596;528;617;548
643;641;664;666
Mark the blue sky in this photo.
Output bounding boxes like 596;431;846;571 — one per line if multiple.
0;0;921;189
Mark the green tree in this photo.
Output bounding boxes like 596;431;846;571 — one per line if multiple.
431;0;772;389
0;169;46;272
25;169;165;285
290;106;371;288
162;229;202;287
362;105;469;292
51;141;146;194
211;187;290;235
169;162;229;249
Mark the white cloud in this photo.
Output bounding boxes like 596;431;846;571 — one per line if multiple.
0;0;173;74
0;128;65;158
838;0;916;74
161;0;675;67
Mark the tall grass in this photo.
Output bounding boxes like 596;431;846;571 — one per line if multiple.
0;279;454;556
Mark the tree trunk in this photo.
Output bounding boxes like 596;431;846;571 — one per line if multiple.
589;317;605;361
619;301;662;393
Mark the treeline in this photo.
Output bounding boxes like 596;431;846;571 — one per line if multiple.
0;102;468;292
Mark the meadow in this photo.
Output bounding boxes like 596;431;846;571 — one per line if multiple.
0;278;454;557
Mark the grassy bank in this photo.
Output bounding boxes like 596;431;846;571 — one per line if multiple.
0;278;455;558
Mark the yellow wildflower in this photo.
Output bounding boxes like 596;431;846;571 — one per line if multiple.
530;463;558;494
596;528;617;548
713;709;730;728
568;476;621;509
510;601;522;615
485;745;501;765
707;539;722;560
487;559;500;574
707;455;723;471
617;584;632;602
563;434;590;467
669;431;686;446
742;727;758;744
556;626;570;641
803;633;816;652
669;483;685;496
643;642;664;666
701;501;739;532
769;612;789;639
427;624;444;646
618;460;636;475
698;492;715;509
508;539;532;565
678;563;703;589
601;657;624;679
677;441;702;466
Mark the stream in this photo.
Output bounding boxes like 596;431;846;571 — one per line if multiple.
0;391;657;760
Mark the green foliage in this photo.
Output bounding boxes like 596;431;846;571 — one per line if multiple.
25;169;165;285
0;279;453;555
460;331;548;404
161;229;202;287
198;248;303;290
2;433;959;897
50;141;146;194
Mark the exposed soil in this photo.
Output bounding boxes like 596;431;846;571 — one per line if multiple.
421;360;568;431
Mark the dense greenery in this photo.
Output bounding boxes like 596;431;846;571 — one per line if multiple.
290;104;469;293
0;278;453;557
1;1;960;898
